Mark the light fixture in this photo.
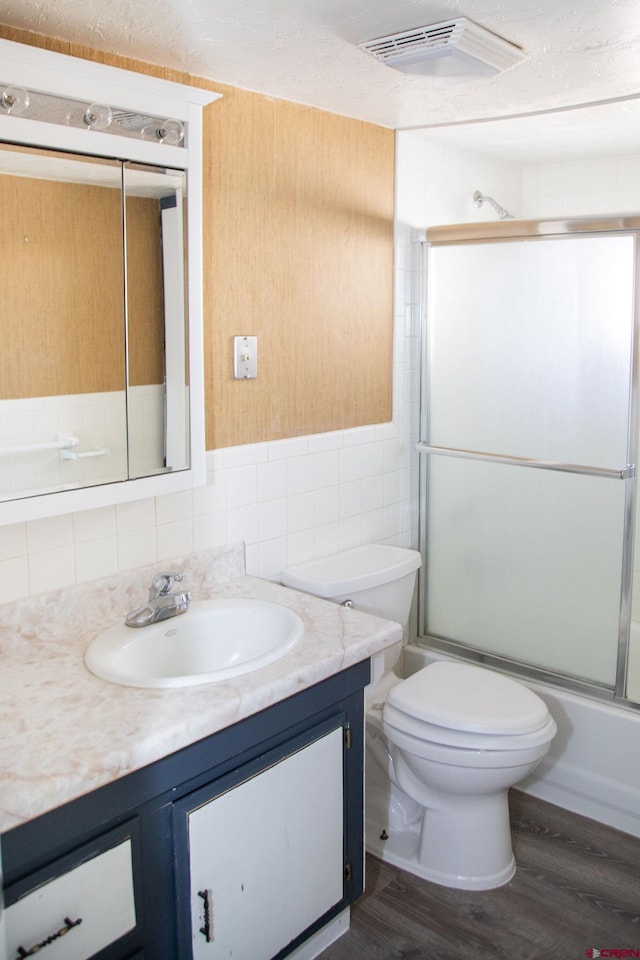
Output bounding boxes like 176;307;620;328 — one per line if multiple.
0;85;29;115
0;84;186;146
359;18;525;78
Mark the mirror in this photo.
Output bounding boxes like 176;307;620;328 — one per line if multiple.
0;143;188;503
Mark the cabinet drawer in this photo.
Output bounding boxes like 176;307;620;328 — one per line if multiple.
6;838;136;960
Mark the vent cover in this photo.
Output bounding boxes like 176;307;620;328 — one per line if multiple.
358;18;525;77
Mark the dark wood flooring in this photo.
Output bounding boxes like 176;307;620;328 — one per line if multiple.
320;790;640;959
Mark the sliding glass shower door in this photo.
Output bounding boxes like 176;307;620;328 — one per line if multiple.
420;229;637;689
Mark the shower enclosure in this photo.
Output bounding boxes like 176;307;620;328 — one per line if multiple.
417;216;640;704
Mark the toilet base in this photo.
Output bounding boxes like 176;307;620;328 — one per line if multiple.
365;724;519;890
365;815;516;890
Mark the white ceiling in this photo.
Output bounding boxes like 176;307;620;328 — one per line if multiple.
3;0;640;159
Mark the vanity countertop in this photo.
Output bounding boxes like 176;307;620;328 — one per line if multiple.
0;544;402;834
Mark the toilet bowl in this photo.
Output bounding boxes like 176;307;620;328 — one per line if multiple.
383;660;557;889
281;544;557;892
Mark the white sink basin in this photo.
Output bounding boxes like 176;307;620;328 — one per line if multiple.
85;598;304;688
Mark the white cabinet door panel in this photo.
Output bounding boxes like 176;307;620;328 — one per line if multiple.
6;839;136;960
188;728;344;960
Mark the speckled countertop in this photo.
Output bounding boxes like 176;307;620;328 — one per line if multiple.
0;543;402;834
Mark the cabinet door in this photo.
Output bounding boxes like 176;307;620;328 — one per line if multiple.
186;727;344;960
5;838;136;960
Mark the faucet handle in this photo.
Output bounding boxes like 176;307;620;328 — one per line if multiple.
149;571;185;599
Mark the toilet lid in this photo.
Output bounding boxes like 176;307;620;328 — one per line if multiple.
386;661;550;735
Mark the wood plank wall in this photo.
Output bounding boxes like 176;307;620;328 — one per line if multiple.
0;25;396;448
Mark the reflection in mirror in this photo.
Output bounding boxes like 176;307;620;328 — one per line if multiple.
0;144;189;503
124;162;188;479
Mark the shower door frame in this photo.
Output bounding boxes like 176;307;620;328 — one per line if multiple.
416;214;640;708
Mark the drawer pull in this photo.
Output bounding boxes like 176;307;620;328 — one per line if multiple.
15;916;83;957
198;889;213;942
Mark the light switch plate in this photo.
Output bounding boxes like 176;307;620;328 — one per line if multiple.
233;335;258;379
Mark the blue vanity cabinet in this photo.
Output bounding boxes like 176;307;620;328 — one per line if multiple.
2;661;369;960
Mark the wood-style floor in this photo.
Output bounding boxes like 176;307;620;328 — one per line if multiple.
320;790;640;959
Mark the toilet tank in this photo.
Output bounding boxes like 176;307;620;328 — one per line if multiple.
281;545;421;629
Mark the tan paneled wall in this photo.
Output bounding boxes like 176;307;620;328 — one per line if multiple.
1;172;125;398
0;25;395;447
0;168;164;399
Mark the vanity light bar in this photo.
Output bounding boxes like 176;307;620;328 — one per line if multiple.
0;82;186;145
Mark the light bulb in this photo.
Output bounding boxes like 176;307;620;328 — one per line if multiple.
142;118;184;145
1;86;29;116
157;119;185;145
83;103;113;130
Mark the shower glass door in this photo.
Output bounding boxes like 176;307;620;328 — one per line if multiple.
420;231;637;689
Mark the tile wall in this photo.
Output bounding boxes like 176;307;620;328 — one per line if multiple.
522;154;640;218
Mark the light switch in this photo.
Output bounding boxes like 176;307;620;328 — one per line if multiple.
233;335;258;379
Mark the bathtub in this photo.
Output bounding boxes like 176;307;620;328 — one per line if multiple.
402;643;640;839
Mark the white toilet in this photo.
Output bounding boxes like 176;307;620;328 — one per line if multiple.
282;544;557;892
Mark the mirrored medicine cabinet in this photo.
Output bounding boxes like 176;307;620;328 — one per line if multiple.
0;38;220;524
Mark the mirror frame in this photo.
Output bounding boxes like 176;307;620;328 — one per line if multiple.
0;38;220;524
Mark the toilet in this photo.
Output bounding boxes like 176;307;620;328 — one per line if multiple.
282;544;557;892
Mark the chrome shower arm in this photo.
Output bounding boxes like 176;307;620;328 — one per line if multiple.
473;190;515;220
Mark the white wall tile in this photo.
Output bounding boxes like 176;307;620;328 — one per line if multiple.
257;536;287;580
339;480;363;519
192;479;226;517
314;450;340;488
27;515;74;553
307;431;343;453
339;515;361;550
226;504;259;545
287;456;314;495
362;475;384;512
29;545;75;595
361;508;384;545
0;556;28;604
268;437;309;460
314;521;341;558
223;442;269;468
362;442;385;478
156;520;193;561
75;537;118;583
258;498;287;542
287;493;314;533
314;486;340;525
339;447;362;483
117;529;157;570
155;489;193;525
116;498;156;533
257;460;287;502
72;507;116;543
287;530;314;566
225;464;258;509
192;513;227;552
0;523;27;561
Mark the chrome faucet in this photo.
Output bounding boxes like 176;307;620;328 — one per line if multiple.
125;571;192;628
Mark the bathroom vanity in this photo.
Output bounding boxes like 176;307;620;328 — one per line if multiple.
3;662;367;960
0;545;403;960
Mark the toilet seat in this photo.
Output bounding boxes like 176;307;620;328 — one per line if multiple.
384;661;555;751
384;701;557;753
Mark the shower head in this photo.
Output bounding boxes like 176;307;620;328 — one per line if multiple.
473;190;515;220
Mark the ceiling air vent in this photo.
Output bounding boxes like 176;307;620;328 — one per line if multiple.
358;18;525;78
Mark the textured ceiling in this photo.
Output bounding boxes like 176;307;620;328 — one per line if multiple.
1;0;640;132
